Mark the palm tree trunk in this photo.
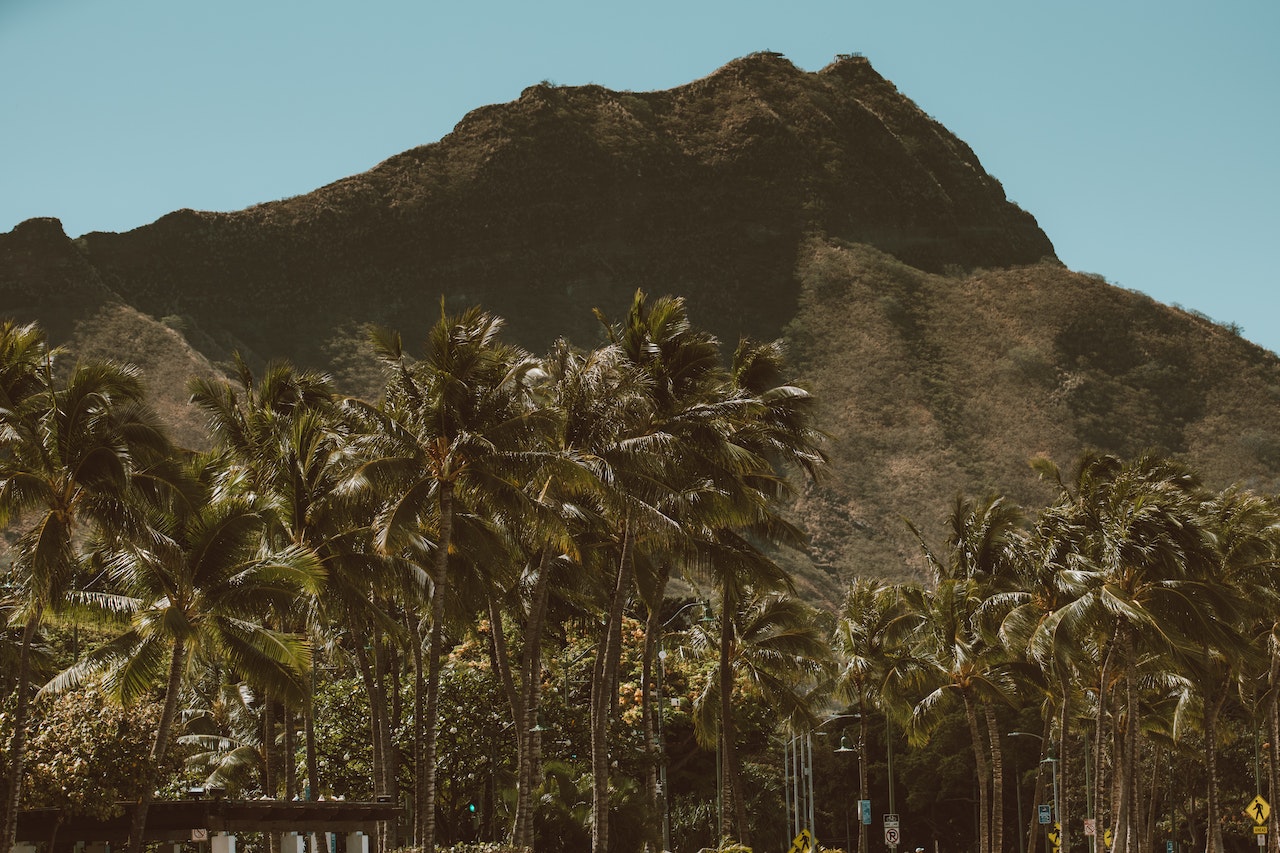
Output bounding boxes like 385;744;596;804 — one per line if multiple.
410;609;426;846
985;704;1004;853
421;480;455;853
513;547;551;851
284;705;298;799
0;612;41;853
305;652;320;801
1114;628;1137;853
591;521;634;853
351;622;386;804
964;692;991;853
264;700;278;798
1204;677;1228;853
639;567;668;853
1269;641;1280;853
719;581;749;847
859;705;871;853
128;637;187;853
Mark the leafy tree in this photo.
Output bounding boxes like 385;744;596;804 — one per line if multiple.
20;687;184;820
44;457;323;852
0;324;177;853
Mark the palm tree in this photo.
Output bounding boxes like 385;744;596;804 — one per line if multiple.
0;328;177;853
344;307;543;853
833;579;924;853
190;357;380;805
909;494;1028;853
1033;454;1227;853
681;588;829;841
43;456;323;852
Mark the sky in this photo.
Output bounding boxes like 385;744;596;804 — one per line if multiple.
2;0;1277;352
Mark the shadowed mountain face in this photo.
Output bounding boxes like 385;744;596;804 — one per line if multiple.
3;53;1278;601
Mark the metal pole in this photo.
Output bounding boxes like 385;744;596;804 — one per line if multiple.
887;714;897;853
807;733;817;840
1085;738;1095;853
1015;746;1026;853
657;648;669;853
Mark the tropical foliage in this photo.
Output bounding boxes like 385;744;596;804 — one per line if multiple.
3;299;1280;853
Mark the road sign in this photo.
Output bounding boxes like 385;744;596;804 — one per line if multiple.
886;827;901;846
861;800;872;825
1104;829;1113;848
1254;827;1269;835
1248;795;1271;825
1084;819;1096;836
789;829;813;853
1048;826;1060;853
1039;805;1053;825
1167;841;1175;853
885;814;900;827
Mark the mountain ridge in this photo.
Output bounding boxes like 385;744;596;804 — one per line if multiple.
3;53;1276;600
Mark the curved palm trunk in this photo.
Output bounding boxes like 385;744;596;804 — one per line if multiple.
964;691;991;853
719;582;749;847
591;522;634;853
985;704;1004;853
421;481;455;853
1203;676;1228;853
351;625;388;805
1;611;42;853
128;637;187;853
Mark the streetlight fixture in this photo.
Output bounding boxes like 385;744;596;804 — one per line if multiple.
1009;731;1048;853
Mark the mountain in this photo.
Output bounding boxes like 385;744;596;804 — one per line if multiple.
3;52;1278;602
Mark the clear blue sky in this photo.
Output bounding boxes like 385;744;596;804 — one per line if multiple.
2;1;1277;353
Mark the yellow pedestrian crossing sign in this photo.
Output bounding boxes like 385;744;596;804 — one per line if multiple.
789;829;813;853
1248;795;1271;825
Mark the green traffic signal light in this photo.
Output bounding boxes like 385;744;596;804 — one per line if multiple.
467;801;477;814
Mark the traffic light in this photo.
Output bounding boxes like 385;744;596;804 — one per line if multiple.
466;801;477;815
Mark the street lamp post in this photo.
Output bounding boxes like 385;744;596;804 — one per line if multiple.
1043;756;1061;852
654;600;710;851
1010;731;1048;853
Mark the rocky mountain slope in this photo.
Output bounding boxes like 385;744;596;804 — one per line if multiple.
3;52;1277;602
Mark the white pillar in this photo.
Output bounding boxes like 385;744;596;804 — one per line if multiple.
345;831;368;853
212;833;237;853
281;832;305;853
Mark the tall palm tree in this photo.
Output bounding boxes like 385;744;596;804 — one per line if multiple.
0;328;177;853
833;579;924;853
344;307;543;853
682;588;829;840
190;357;382;805
909;494;1027;853
43;456;323;852
1034;454;1227;853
